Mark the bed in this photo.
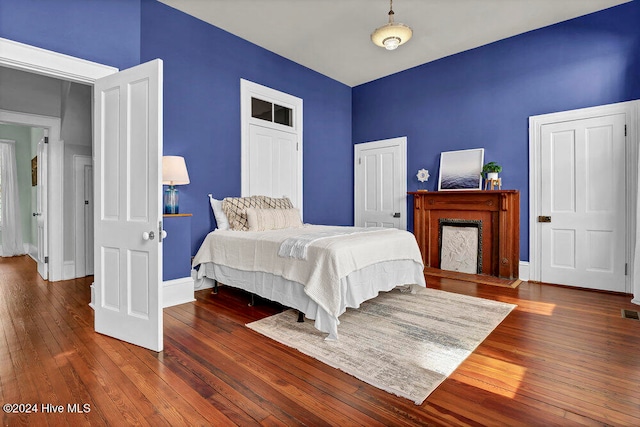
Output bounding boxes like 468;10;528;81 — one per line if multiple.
192;195;426;340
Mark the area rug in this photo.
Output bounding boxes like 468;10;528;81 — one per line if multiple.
247;287;516;405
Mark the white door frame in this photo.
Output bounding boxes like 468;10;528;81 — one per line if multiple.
0;109;58;278
354;137;407;230
0;37;117;281
240;79;303;217
529;100;639;293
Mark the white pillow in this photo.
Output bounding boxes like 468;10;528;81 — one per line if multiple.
208;194;229;230
246;208;302;231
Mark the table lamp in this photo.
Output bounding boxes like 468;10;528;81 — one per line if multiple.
162;156;190;214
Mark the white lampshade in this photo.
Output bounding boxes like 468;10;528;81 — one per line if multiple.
162;156;190;185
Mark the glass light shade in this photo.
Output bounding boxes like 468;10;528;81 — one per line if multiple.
371;23;412;49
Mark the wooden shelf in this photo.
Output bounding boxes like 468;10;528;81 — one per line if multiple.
409;190;519;280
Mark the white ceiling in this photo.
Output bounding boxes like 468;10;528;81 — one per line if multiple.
158;0;630;87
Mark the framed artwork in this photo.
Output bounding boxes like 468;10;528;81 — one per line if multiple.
438;148;484;190
31;156;37;186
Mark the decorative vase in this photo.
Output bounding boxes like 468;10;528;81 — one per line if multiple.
487;172;499;181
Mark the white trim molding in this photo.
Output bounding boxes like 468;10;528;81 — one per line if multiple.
63;261;76;280
0;37;117;84
240;79;303;218
519;261;530;282
163;277;196;308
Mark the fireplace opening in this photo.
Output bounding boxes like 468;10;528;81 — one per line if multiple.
438;219;483;274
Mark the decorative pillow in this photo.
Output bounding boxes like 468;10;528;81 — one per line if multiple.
263;196;294;210
208;194;229;230
246;208;303;231
222;196;265;231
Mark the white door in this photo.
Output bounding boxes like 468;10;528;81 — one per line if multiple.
74;156;93;277
35;137;48;280
93;59;163;352
248;124;299;206
539;114;626;291
85;163;94;275
354;137;407;229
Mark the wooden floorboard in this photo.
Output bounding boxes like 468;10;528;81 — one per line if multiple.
1;255;640;426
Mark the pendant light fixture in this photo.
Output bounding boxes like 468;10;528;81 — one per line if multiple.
371;0;413;50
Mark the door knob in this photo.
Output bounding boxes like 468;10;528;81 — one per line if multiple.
393;212;401;218
142;231;155;241
32;212;41;216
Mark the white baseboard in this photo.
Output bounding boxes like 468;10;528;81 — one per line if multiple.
631;298;640;306
519;261;530;281
89;283;95;310
91;279;196;310
63;261;75;280
163;276;195;308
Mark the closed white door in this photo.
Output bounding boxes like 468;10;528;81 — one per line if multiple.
84;163;94;275
540;114;626;291
248;124;299;207
35;137;48;280
354;137;407;229
93;59;164;352
74;156;93;277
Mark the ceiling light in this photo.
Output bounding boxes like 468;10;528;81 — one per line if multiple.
371;0;413;50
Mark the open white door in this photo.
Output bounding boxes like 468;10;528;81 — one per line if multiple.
354;137;407;229
93;59;163;352
35;136;48;279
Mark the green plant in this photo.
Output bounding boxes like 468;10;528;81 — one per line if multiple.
482;161;502;178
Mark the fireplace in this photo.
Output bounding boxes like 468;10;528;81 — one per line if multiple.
410;190;519;280
439;219;483;274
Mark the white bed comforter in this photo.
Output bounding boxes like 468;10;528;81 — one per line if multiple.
192;225;424;318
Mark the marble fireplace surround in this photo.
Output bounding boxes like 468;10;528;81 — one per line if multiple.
439;219;483;274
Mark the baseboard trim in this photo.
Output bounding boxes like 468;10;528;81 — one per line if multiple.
163;276;195;308
63;261;75;280
519;261;530;281
89;283;95;310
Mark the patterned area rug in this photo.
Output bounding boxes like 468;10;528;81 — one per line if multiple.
247;287;516;405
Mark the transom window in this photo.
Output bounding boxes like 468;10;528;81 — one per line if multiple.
251;97;293;127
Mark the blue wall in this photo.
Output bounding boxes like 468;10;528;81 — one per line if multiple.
0;0;141;70
140;0;353;255
353;1;640;261
3;0;639;261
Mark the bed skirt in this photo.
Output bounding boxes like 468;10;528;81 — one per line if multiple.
199;260;426;340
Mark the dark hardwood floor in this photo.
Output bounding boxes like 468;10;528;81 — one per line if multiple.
1;255;639;426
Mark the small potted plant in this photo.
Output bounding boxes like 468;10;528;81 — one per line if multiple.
482;162;502;181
